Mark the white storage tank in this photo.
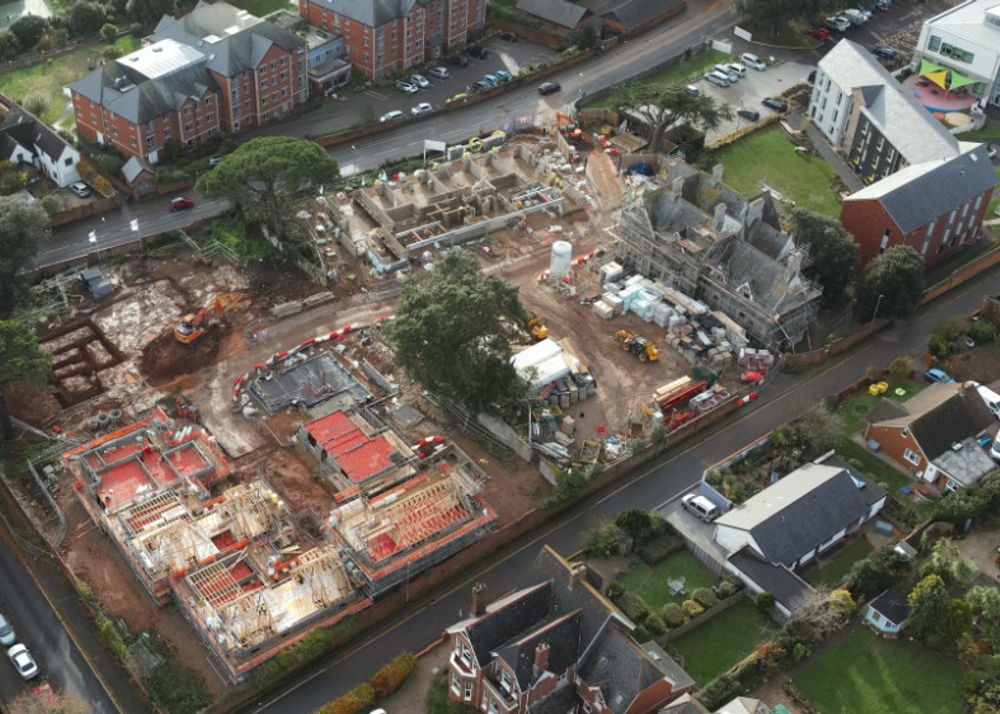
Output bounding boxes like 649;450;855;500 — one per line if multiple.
550;240;573;279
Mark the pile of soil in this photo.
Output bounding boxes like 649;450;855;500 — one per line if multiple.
140;329;223;383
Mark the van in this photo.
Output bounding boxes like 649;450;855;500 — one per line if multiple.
713;64;739;82
681;494;721;522
970;382;1000;419
704;71;729;88
991;432;1000;462
843;8;868;25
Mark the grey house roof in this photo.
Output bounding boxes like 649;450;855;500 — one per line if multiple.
1;105;72;163
122;155;155;183
516;0;590;28
716;462;886;567
865;397;909;424
298;0;424;27
728;546;812;610
868;589;910;626
932;436;996;487
600;0;683;30
844;143;996;234
910;385;995;460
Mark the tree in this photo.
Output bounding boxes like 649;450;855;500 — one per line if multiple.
610;84;732;157
0;321;53;440
196;136;339;239
788;207;860;304
9;14;49;50
384;250;530;413
22;92;49;118
845;545;908;598
126;0;176;28
0;195;49;316
856;245;924;321
7;685;92;714
0;30;19;61
907;574;949;641
924;537;978;585
583;521;624;558
100;23;118;44
936;599;973;647
68;2;106;37
887;356;912;385
614;508;656;544
732;0;828;37
969;586;1000;624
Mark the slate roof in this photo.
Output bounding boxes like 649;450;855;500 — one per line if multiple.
844;143;996;234
932;436;996;487
868;589;910;626
516;0;590;28
299;0;426;27
0;105;72;163
910;385;995;460
704;234;819;314
122;155;155;183
600;0;684;29
497;609;583;689
728;546;812;611
865;397;909;424
715;462;886;567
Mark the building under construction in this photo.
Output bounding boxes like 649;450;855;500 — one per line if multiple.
609;158;822;348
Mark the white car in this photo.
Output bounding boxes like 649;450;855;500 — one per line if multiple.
428;66;450;80
411;102;433;116
380;110;406;123
8;643;39;680
410;74;430;89
69;181;90;198
741;53;767;71
395;80;418;94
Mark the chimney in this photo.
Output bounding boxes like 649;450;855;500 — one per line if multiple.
533;642;551;678
568;562;587;589
669;176;684;199
785;250;804;279
709;163;724;189
747;197;764;227
471;582;488;617
712;203;727;233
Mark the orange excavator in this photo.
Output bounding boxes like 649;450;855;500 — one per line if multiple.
174;297;224;344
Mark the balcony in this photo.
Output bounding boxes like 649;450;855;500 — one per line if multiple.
449;650;475;676
483;673;517;709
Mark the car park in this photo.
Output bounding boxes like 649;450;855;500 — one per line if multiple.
681;494;721;522
500;31;517;42
410;74;430;89
169;196;195;211
871;45;897;60
0;614;16;647
761;97;789;112
741;53;767;71
380;110;406;122
713;64;739;82
428;66;451;79
69;181;90;198
466;45;488;59
726;62;747;78
8;644;39;680
737;107;760;122
395;80;418;94
704;72;729;88
924;368;956;383
483;73;499;87
538;81;561;95
449;54;468;67
495;69;512;83
809;27;831;40
411;102;433;116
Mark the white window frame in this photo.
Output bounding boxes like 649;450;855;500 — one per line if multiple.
903;448;921;466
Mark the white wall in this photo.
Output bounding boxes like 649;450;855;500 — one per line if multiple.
713;523;754;555
808;71;851;147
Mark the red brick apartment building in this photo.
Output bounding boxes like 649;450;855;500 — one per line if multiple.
70;2;306;164
297;0;486;79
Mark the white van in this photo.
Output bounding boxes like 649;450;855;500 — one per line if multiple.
704;71;730;88
991;432;1000;462
974;383;1000;420
681;494;721;522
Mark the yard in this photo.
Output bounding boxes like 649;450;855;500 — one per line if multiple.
802;537;872;587
619;550;718;611
708;124;842;218
670;600;777;685
793;628;964;714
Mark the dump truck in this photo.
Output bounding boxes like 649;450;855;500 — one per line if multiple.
615;330;659;362
174;297;224;344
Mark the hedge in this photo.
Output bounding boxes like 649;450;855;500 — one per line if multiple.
613;589;650;622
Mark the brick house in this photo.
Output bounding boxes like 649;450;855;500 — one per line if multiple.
69;2;306;163
863;382;996;491
297;0;486;80
446;545;694;714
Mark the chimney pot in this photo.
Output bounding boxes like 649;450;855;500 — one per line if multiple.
471;582;488;617
533;641;550;678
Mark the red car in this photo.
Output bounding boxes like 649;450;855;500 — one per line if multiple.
170;196;195;212
809;27;831;41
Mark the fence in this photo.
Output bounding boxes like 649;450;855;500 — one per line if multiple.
177;229;237;262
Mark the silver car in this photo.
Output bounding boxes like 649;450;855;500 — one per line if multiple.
0;614;15;647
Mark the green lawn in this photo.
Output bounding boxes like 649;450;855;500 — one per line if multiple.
0;36;141;125
803;537;872;587
709;125;842;218
671;601;777;685
836;441;912;493
583;50;730;109
619;550;718;611
794;628;964;714
837;380;924;434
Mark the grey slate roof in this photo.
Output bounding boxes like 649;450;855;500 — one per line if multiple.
865;397;909;424
496;609;583;689
728;546;812;610
844;143;997;234
910;385;995;460
600;0;683;29
716;462;886;567
705;234;818;314
1;105;71;163
931;436;996;487
868;589;910;626
516;0;590;28
298;0;425;27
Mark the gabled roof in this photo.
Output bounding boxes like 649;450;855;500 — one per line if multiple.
715;461;886;567
599;0;683;29
931;436;996;487
864;397;909;424
0;105;74;163
844;143;996;234
716;696;774;714
301;0;424;27
728;546;812;610
909;385;995;460
867;382;962;427
868;589;910;626
516;0;590;28
122;155;155;183
498;609;583;689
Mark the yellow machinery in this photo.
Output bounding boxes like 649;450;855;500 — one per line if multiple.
615;330;659;362
528;316;549;341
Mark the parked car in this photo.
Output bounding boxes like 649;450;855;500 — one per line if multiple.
825;15;851;32
379;110;406;122
411;102;433;116
741;52;767;71
681;494;721;522
737;107;760;122
808;69;818;83
809;27;831;40
924;368;956;384
713;64;739;82
843;8;869;25
169;196;195;211
448;54;468;67
761;97;789;112
8;644;39;680
448;92;468;103
538;81;561;95
483;73;499;87
704;71;729;88
726;62;747;78
68;181;90;198
708;69;733;86
500;31;518;42
395;80;418;94
428;66;451;79
410;74;430;89
466;45;488;59
871;45;897;60
470;80;491;93
494;69;512;83
0;614;16;647
686;84;701;97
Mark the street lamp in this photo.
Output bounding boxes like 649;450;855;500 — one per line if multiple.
868;293;884;334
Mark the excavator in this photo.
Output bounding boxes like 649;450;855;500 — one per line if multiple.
556;112;584;148
615;330;660;362
528;316;549;341
174;297;224;345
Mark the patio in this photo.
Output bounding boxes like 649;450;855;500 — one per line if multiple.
902;63;979;117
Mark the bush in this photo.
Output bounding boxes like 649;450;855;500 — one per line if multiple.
645;613;667;636
681;600;704;617
370;652;416;698
717;578;740;598
755;592;775;612
661;602;686;628
692;587;718;609
583;521;624;558
970;320;996;345
888;356;912;384
637;533;682;565
632;624;651;643
613;589;649;622
865;365;882;383
697;673;741;711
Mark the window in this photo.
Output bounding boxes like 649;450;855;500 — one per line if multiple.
207;113;214;122
206;96;213;105
280;56;287;66
928;35;941;52
64;157;73;166
145;120;154;132
185;123;192;132
271;60;276;70
184;106;191;116
131;137;136;146
164;128;170;138
900;428;909;439
904;449;921;466
939;42;974;63
364;37;369;47
260;81;267;91
262;96;269;106
451;674;461;694
463;682;472;701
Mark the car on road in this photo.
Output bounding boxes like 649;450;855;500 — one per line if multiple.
449;54;468;67
410;74;430;89
0;614;16;647
871;45;897;60
538;81;561;95
761;97;789;112
169;196;195;211
737;107;760;122
925;368;956;384
8;644;39;680
411;102;433;116
69;181;90;198
741;52;767;71
809;27;831;41
380;110;406;122
495;69;512;83
395;80;418;94
500;31;517;42
428;66;451;79
466;45;488;59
